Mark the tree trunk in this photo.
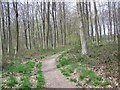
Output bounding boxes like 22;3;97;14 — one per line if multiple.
59;2;64;47
89;2;94;41
108;2;112;40
27;2;31;49
86;1;89;37
113;2;118;41
42;2;46;49
7;2;12;58
21;3;28;49
13;1;19;53
94;1;99;45
102;13;106;36
118;1;120;86
77;2;88;55
63;2;66;46
1;2;7;58
98;16;102;40
46;1;50;48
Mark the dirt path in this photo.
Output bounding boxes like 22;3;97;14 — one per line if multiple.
42;52;77;88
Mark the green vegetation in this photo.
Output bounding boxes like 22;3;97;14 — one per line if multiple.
78;68;111;86
20;76;32;88
2;47;69;88
4;61;35;75
36;63;45;88
2;61;45;88
57;54;78;68
1;1;119;89
61;66;75;75
39;47;69;59
69;78;77;83
57;42;117;87
6;76;18;88
60;68;71;76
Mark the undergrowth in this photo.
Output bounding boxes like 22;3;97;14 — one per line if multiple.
2;61;45;88
57;42;117;87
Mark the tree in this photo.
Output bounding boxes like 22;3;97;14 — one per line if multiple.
94;1;99;45
89;2;94;41
77;2;88;55
63;2;66;45
27;1;31;49
7;2;12;58
108;1;112;40
118;1;120;85
59;2;64;47
21;3;28;49
31;2;35;48
46;1;50;48
85;1;90;37
101;9;106;36
41;2;46;49
112;2;118;41
1;1;7;61
98;16;102;40
13;1;19;53
52;1;56;49
0;17;2;58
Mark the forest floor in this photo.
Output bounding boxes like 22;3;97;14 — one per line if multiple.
57;42;119;88
42;52;77;88
1;42;119;88
2;47;69;88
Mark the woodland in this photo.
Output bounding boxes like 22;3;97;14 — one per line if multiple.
0;0;120;88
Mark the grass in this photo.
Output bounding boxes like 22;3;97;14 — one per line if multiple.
4;61;35;76
2;61;45;88
2;46;69;88
39;47;69;59
57;54;78;68
78;68;111;86
60;68;71;76
56;42;116;87
69;78;77;83
36;63;45;88
20;76;32;88
6;76;18;88
79;69;102;81
57;55;78;77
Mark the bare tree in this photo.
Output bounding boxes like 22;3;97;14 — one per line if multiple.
1;1;7;61
52;2;56;49
21;3;28;49
59;2;64;47
118;1;120;85
27;2;31;49
89;2;94;41
7;2;12;58
112;2;118;41
13;1;19;53
108;2;112;40
46;1;50;48
63;2;66;45
77;2;88;55
94;1;99;45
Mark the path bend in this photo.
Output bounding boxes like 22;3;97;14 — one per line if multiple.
42;52;77;88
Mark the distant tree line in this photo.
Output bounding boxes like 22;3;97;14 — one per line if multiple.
0;0;119;66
